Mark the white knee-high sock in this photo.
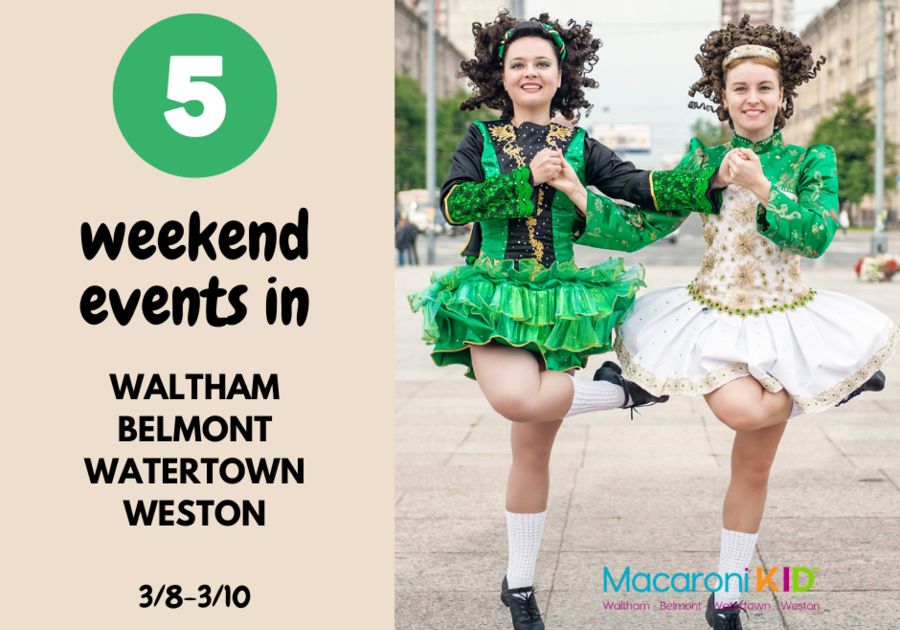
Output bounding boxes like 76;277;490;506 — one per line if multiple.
714;528;758;609
505;510;547;591
563;374;625;418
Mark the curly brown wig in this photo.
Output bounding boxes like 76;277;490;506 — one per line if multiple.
688;15;826;129
458;11;602;122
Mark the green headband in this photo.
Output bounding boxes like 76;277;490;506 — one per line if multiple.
498;22;567;66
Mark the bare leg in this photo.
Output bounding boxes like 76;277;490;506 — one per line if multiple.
706;380;789;612
722;421;787;532
502;419;562;592
469;342;571;508
506;419;563;512
492;354;568;596
705;376;793;433
471;343;574;423
705;377;791;528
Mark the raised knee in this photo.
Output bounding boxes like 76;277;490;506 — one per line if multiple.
720;414;753;432
718;407;767;432
490;392;536;422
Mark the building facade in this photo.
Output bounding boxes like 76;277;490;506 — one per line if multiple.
446;0;525;59
783;0;898;220
396;0;469;98
722;0;794;30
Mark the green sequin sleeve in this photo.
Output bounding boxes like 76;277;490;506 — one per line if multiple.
648;138;722;215
756;145;839;259
650;167;718;214
572;191;690;253
571;137;718;251
443;166;535;225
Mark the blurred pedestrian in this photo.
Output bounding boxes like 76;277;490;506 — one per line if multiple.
395;217;420;265
839;206;850;235
407;220;421;265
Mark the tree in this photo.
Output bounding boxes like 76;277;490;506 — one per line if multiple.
395;74;489;194
687;118;732;151
395;74;426;193
810;92;896;206
437;90;489;184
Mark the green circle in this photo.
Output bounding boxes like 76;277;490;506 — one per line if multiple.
113;14;277;177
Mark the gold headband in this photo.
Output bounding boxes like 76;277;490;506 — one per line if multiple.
722;45;780;68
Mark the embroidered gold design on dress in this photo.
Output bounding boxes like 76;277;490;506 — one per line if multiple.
490;124;516;143
757;376;784;394
618;322;896;411
732;262;761;288
700;250;718;274
616;326;897;412
488;122;556;264
527;189;546;264
545;123;573;150
686;147;708;170
794;325;899;412
734;202;756;225
614;335;752;396
489;124;526;167
503;145;526;167
734;230;757;256
688;184;816;317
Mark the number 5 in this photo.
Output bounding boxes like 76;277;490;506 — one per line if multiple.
164;56;226;137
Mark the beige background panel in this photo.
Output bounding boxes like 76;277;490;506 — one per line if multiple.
1;1;394;627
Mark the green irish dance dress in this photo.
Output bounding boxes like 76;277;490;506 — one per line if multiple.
409;120;716;378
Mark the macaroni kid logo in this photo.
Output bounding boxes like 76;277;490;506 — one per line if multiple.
603;565;818;594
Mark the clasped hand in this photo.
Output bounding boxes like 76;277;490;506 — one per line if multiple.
534;148;588;212
711;148;764;190
529;148;562;185
710;148;771;206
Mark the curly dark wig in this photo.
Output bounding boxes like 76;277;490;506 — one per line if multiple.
688;15;826;129
458;11;602;122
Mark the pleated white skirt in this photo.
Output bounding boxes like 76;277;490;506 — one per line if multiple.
615;285;897;413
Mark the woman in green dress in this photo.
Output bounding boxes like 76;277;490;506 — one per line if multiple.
614;17;896;630
409;12;718;629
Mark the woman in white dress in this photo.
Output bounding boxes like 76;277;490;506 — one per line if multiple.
613;16;897;630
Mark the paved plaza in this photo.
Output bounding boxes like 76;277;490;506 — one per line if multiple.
396;262;900;629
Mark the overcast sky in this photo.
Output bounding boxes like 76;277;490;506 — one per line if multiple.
521;0;837;167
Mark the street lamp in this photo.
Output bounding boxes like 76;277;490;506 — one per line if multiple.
425;0;437;264
871;0;887;254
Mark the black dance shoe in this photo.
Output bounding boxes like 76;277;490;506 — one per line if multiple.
705;593;748;630
501;576;544;630
594;361;668;418
836;370;886;407
599;360;622;375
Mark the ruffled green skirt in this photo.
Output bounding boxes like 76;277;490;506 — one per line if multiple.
408;256;645;379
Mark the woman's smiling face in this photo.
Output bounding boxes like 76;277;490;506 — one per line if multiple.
502;37;561;116
722;60;784;141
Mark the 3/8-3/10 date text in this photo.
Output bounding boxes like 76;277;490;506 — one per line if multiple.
139;584;250;608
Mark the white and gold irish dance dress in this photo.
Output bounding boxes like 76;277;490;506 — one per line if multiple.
615;131;897;412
